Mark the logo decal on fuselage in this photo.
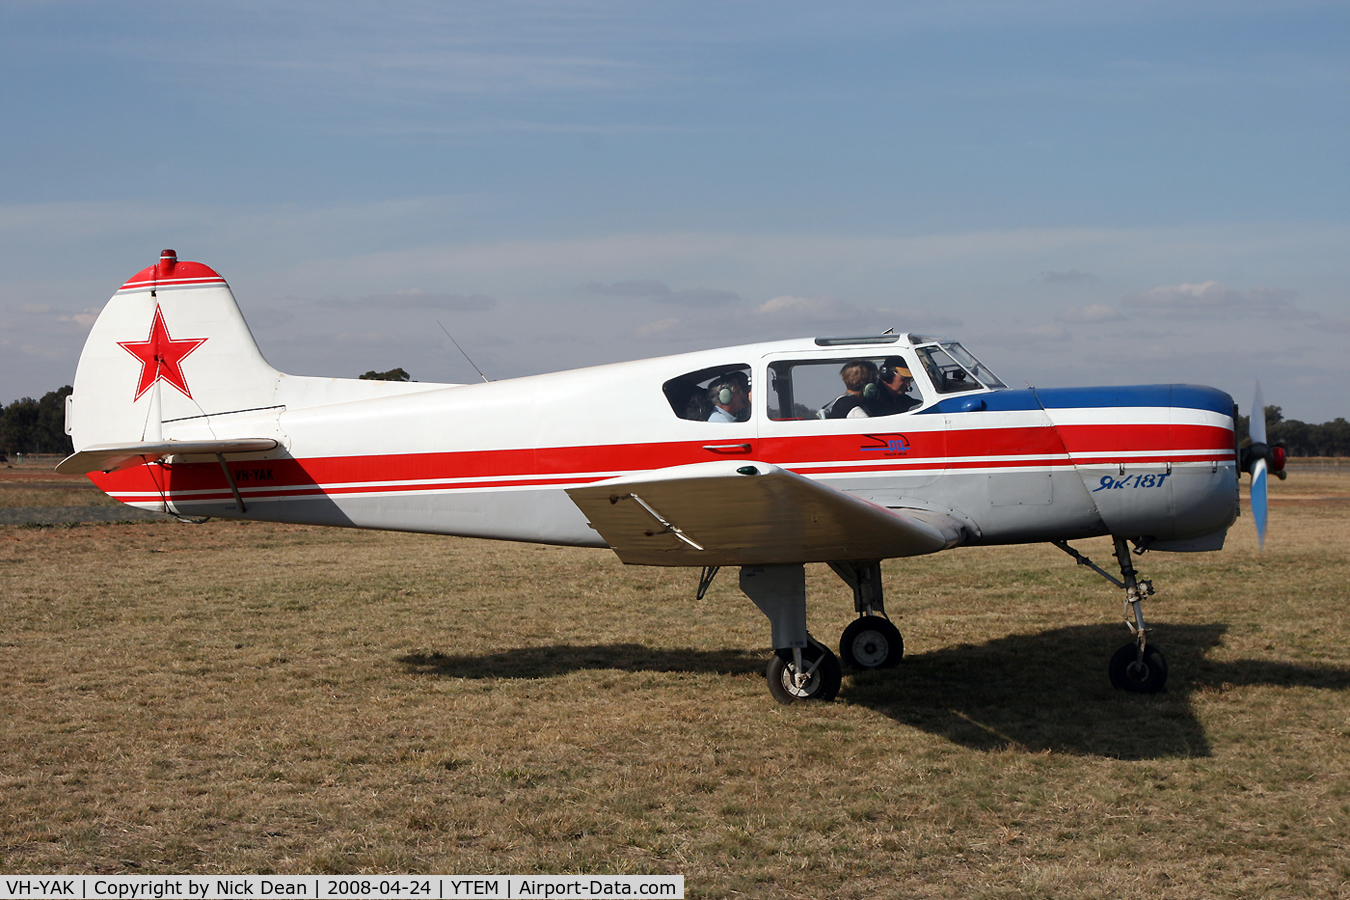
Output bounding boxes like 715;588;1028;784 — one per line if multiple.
860;433;911;456
118;305;208;401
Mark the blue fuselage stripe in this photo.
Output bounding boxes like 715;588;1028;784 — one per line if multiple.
919;385;1235;417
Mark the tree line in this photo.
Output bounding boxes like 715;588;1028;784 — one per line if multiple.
1236;407;1350;458
0;387;74;458
2;381;1346;459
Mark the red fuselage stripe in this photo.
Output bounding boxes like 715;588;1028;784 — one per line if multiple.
90;422;1236;503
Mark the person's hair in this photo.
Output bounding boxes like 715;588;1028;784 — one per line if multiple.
840;360;878;392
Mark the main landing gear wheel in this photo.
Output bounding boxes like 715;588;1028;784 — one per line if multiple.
839;615;903;670
766;642;842;704
1108;643;1168;693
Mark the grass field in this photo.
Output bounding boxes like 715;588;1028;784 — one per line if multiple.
1;465;1348;897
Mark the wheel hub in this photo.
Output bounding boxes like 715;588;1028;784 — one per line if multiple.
850;631;889;668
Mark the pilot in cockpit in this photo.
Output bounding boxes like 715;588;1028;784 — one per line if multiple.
866;356;921;415
706;371;751;423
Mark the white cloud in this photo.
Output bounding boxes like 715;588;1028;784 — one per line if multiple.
19;344;67;361
754;295;961;331
1037;270;1100;286
61;310;99;327
1015;324;1072;342
311;289;497;312
755;294;856;321
1123;281;1301;319
587;280;741;308
1059;303;1123;323
636;317;682;337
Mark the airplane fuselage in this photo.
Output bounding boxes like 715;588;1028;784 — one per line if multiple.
87;337;1239;558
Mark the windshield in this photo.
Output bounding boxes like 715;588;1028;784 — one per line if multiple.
943;342;1006;388
915;343;1006;394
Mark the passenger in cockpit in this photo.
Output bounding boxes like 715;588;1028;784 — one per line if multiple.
822;360;877;419
707;371;751;423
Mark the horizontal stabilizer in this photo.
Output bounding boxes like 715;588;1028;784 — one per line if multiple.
566;460;965;566
56;439;280;475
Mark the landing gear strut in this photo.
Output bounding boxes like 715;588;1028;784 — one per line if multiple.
830;561;903;670
738;564;843;704
766;640;843;703
1055;536;1169;693
735;560;905;704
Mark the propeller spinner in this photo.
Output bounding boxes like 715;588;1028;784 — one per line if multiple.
1240;381;1288;549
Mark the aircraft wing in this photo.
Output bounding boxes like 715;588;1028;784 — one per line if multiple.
55;439;280;475
566;460;966;566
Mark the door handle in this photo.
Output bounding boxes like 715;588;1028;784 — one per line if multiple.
703;443;752;454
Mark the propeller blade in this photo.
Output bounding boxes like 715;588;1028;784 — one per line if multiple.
1250;381;1266;446
1251;457;1268;550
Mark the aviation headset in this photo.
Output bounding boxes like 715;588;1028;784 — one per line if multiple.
709;371;749;405
880;356;913;382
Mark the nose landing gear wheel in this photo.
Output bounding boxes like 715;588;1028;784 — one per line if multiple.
766;643;842;704
839;615;904;670
1108;643;1168;693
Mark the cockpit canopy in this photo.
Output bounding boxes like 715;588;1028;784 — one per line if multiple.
660;337;1006;424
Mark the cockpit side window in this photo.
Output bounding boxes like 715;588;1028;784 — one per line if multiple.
767;355;925;420
663;364;752;422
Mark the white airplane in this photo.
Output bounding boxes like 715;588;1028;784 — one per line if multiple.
58;251;1286;704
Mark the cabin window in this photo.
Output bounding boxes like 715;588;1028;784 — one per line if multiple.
767;355;925;421
663;364;752;422
915;343;1006;394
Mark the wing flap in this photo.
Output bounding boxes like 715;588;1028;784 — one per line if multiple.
566;460;965;566
56;439;280;475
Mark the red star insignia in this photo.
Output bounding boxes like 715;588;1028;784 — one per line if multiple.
118;305;208;401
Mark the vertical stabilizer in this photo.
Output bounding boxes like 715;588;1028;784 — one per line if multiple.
67;250;283;453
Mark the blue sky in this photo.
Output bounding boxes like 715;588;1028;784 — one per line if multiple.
2;1;1347;421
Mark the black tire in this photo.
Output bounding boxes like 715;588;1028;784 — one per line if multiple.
839;616;904;670
766;643;842;704
1108;643;1168;693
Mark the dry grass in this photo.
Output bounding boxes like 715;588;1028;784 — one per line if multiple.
0;467;118;509
1264;460;1350;499
1;469;1348;897
0;486;121;508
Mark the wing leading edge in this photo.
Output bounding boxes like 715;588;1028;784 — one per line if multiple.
566;460;966;566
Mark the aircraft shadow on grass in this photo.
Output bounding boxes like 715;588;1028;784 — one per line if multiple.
398;622;1350;760
400;644;766;681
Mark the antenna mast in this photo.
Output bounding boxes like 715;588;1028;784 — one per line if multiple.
437;320;491;383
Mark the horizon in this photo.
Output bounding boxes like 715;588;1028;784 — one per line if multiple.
2;2;1347;421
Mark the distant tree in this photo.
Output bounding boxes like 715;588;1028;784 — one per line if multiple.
38;386;74;456
0;397;38;455
359;368;412;382
0;387;75;456
1237;403;1350;457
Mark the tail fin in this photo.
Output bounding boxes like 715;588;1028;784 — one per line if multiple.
62;250;284;471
